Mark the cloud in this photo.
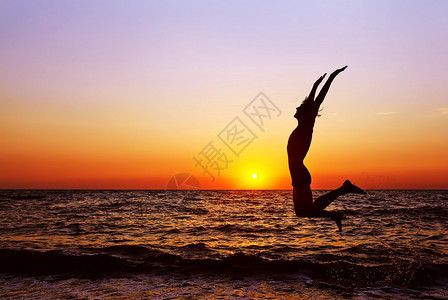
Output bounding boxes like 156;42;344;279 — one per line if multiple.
437;108;448;114
376;112;396;115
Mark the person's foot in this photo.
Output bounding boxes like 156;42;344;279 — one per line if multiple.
342;180;367;195
331;212;344;232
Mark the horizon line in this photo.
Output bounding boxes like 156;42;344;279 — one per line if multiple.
1;188;447;191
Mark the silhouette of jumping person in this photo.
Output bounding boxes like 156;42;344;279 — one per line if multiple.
287;66;366;231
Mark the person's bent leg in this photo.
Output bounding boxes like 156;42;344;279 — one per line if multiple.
316;210;344;232
313;180;366;211
312;186;345;212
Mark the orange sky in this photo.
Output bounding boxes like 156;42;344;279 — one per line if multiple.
1;1;447;189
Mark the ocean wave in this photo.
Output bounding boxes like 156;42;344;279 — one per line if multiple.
207;224;278;233
372;205;447;216
7;195;47;200
0;247;444;288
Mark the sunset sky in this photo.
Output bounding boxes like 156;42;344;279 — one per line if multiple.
1;1;447;189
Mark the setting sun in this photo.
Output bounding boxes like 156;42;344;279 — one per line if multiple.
252;174;258;179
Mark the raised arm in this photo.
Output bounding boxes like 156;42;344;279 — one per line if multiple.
305;73;326;104
314;66;347;107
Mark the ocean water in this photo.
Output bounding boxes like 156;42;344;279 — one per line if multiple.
0;190;447;299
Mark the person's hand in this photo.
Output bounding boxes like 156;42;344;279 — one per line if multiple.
307;73;327;101
313;73;326;88
314;66;348;105
331;66;348;77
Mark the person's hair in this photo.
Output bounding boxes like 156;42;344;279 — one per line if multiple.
301;97;323;117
